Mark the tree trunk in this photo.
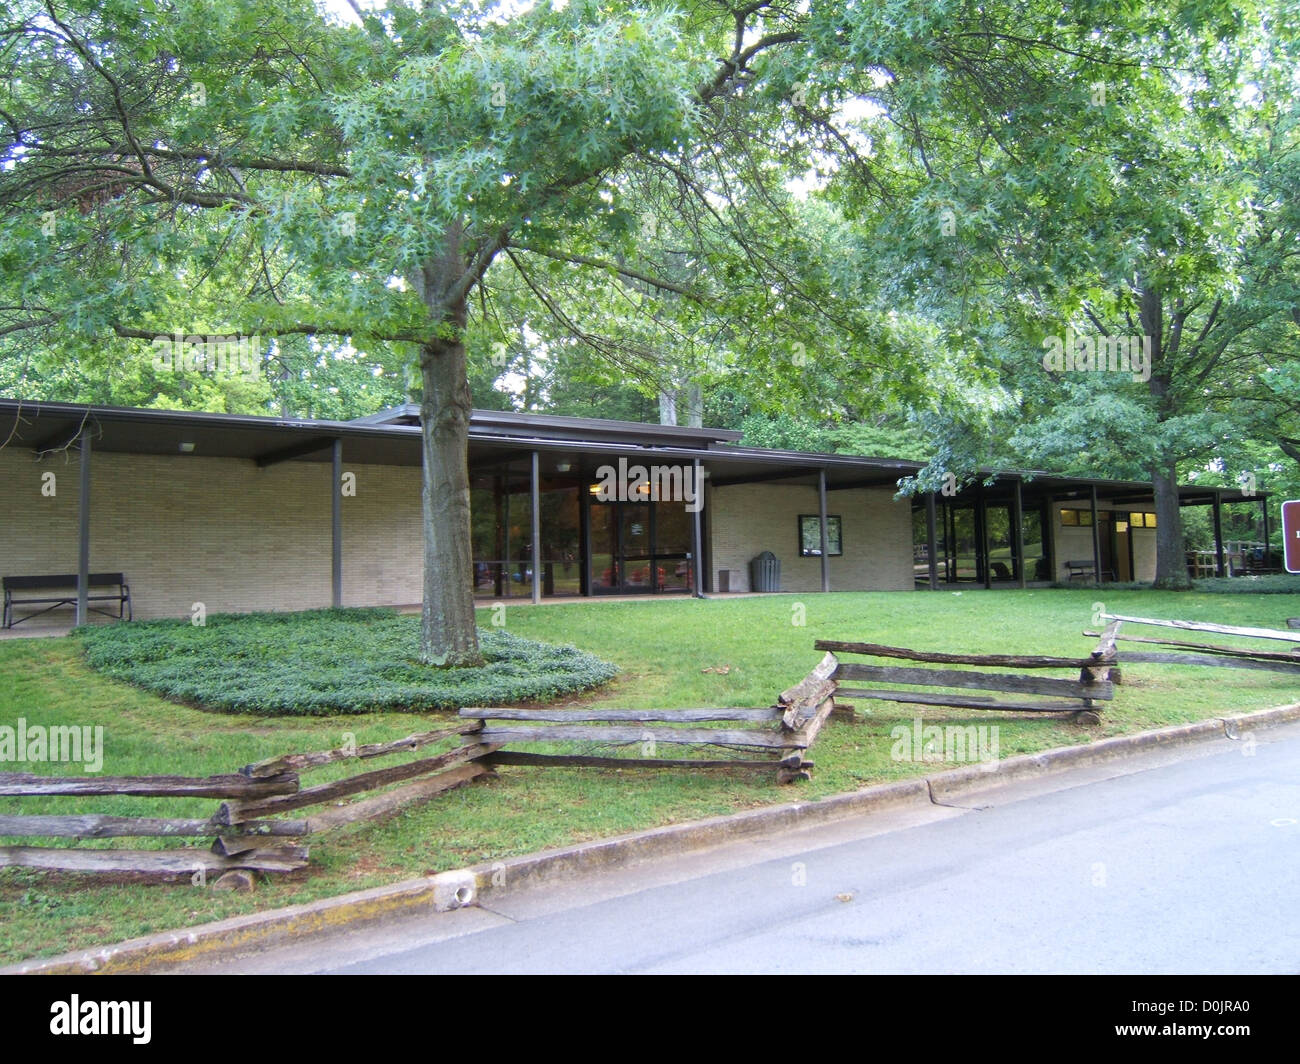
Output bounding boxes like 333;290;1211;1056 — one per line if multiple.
684;382;703;428
1151;460;1190;589
658;388;677;425
419;332;482;665
1141;280;1191;590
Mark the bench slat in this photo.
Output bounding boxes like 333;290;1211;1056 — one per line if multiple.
4;573;125;590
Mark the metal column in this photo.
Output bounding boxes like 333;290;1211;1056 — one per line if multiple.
691;459;704;598
332;438;343;608
530;451;542;604
1212;491;1226;578
1261;496;1271;569
925;492;939;590
76;433;91;626
1089;484;1102;585
976;480;990;589
1013;477;1027;588
818;469;830;593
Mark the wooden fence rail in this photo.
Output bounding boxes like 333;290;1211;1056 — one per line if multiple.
1087;614;1300;675
461;654;844;785
0;814;307;838
815;625;1119;724
0;772;297;798
0;727;497;883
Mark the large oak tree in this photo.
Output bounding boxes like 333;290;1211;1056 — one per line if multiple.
1;0;1220;657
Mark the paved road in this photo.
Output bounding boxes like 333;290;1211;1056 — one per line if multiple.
183;722;1300;974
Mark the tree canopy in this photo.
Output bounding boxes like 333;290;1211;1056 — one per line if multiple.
3;0;1296;656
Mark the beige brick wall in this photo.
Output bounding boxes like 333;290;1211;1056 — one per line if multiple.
340;462;424;608
1131;528;1157;581
0;448;423;620
1051;505;1157;582
707;481;914;592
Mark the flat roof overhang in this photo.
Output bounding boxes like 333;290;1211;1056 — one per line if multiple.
0;398;919;488
938;472;1272;506
0;398;1270;501
0;398;425;466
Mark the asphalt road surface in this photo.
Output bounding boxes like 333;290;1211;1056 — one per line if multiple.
179;721;1300;975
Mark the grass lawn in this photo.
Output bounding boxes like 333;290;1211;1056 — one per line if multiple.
2;587;1298;965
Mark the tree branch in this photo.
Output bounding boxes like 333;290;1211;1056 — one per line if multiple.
508;242;706;302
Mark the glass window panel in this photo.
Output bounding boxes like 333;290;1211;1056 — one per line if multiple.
620;503;652;559
799;515;842;556
799;515;820;555
654;501;691;555
590;503;617;590
539;481;579;562
1022;508;1047;580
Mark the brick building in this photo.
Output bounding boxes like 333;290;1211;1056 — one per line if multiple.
0;399;1261;625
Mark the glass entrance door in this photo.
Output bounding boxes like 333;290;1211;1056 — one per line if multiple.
619;502;654;590
588;499;692;594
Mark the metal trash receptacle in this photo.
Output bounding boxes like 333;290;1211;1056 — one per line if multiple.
749;551;781;592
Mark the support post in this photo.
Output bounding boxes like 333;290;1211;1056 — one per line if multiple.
1212;491;1226;578
925;492;939;590
946;499;957;583
818;469;830;593
1261;496;1271;570
1013;477;1027;588
977;480;991;589
331;438;343;608
691;459;704;598
530;451;542;604
76;433;91;626
1090;484;1102;586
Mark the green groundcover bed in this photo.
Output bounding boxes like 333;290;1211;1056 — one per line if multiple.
76;607;618;715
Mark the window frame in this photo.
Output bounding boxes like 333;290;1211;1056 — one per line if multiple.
798;514;843;557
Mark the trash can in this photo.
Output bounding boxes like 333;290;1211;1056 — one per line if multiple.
749;551;781;592
716;569;732;593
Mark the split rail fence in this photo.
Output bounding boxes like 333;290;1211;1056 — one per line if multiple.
1086;613;1300;676
814;625;1120;724
2;625;1154;884
0;723;496;882
461;651;842;785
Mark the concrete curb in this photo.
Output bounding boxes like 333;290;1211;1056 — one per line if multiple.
928;714;1249;802
9;700;1299;975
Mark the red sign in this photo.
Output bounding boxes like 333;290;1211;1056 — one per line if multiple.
1284;500;1300;574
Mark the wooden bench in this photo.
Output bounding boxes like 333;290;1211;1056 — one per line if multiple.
3;573;132;628
1064;559;1116;582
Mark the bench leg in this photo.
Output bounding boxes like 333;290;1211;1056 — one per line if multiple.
4;599;77;627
